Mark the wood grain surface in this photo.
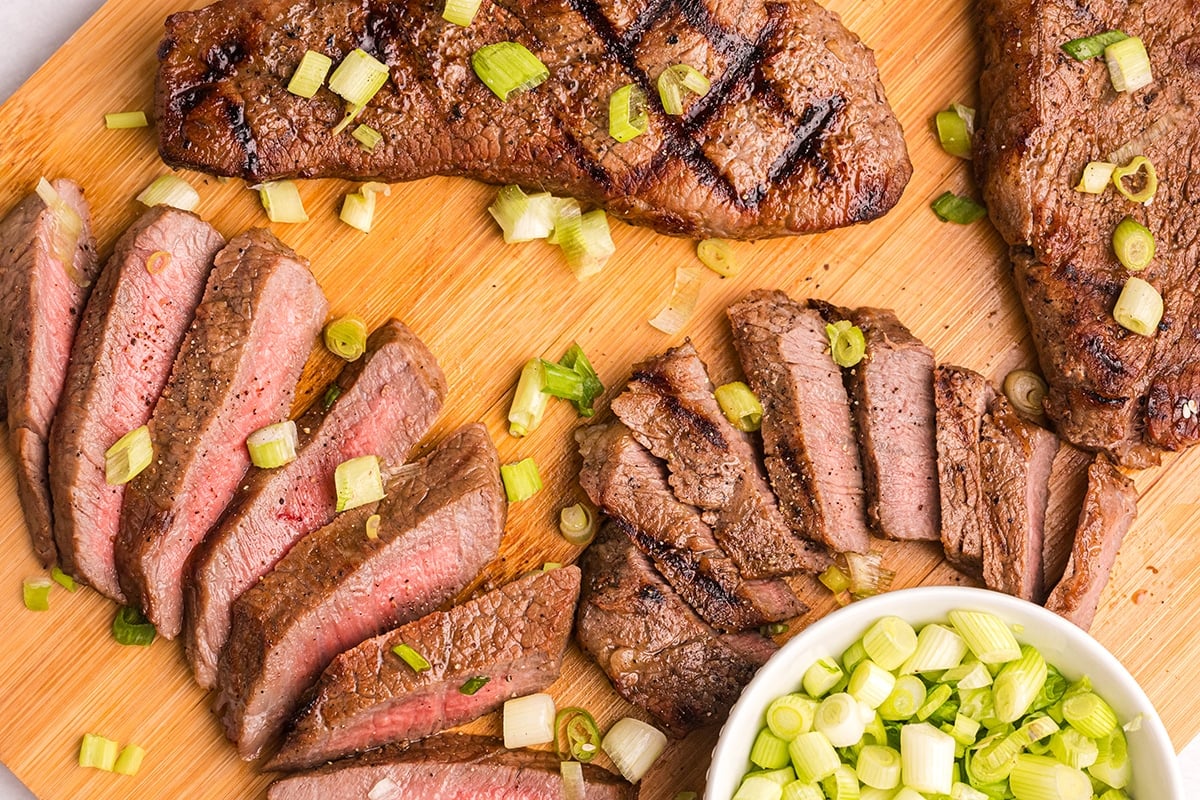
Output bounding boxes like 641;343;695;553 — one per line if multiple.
0;0;1196;798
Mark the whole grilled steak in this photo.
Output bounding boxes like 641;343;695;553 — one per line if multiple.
0;180;99;566
976;0;1198;465
50;208;224;601
115;229;328;639
267;735;635;800
154;0;911;240
271;566;579;771
576;421;806;630
215;423;505;760
727;290;870;554
933;365;994;576
576;522;777;736
185;319;447;689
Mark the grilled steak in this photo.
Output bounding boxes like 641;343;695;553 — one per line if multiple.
271;567;579;771
576;522;776;736
976;0;1198;466
215;424;505;760
0;180;99;566
611;341;829;577
185;320;446;689
267;735;635;800
1045;454;1137;630
979;394;1058;601
154;0;911;240
727;290;870;554
115;229;327;638
50;208;223;601
1040;443;1092;598
576;421;805;629
933;365;995;576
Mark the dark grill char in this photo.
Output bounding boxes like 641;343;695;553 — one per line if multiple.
184;319;447;690
576;522;777;736
933;365;994;576
154;0;912;240
0;180;100;566
51;208;224;601
976;0;1200;465
576;420;806;630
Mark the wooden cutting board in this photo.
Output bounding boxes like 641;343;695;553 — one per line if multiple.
0;0;1196;797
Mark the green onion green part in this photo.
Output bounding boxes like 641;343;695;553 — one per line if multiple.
752;729;793;769
104;111;149;129
1113;276;1163;336
1061;30;1128;60
112;606;156;646
819;564;851;594
329;48;390;106
78;733;119;771
105;425;153;486
609;83;648;142
931;191;988;223
22;576;51;611
825;320;867;368
1105;36;1153;92
556;707;602;762
442;0;483;25
558;343;604;417
656;64;710;115
322;383;343;410
246;420;299;469
459;675;490;695
324;315;369;361
51;566;77;592
471;42;549;101
334;455;385;512
392;643;432;672
766;694;818;740
288;50;334;98
802;657;845;698
714;381;764;432
501;457;542;502
936;108;973;159
1111;215;1155;271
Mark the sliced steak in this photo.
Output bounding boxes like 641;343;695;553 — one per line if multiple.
155;0;911;240
611;341;828;577
271;566;579;771
114;229;327;638
50;208;224;601
215;423;506;760
0;179;100;565
185;320;447;689
976;0;1199;466
727;290;870;554
576;522;777;736
1044;454;1137;630
576;420;805;630
979;394;1058;601
1040;443;1093;599
267;735;635;800
933;364;995;577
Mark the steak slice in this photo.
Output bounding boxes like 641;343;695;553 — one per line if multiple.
50;208;224;601
576;421;805;630
576;522;777;736
267;735;635;800
976;0;1199;466
727;290;870;554
0;179;100;565
215;424;506;760
979;394;1058;601
114;229;328;639
185;319;447;689
1044;454;1137;630
271;566;580;771
154;0;911;240
933;365;995;577
1040;443;1093;599
611;341;828;578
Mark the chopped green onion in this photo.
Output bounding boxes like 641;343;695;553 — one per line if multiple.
941;712;981;746
949;661;993;690
656;64;710;115
556;707;602;762
1088;727;1130;788
879;674;927;720
331;103;365;136
609;83;649;142
767;694;818;740
714;381;763;432
509;359;550;437
114;744;146;776
35;177;86;287
697;237;739;277
51;566;77;592
340;182;391;233
488;185;559;243
915;682;953;721
352;124;383;152
856;745;901;790
821;764;859;800
1113;276;1163;336
365;513;381;540
558;343;604;417
392;643;432;672
442;0;482;25
472;42;549;101
1061;692;1118;739
112;606;156;646
540;359;588;401
334;455;386;512
1104;36;1153;93
862;616;918;671
105;111;148;129
848;660;896;709
947;610;1021;663
931;191;988;223
556;209;615;279
246;420;298;469
136;175;200;212
562;760;586;800
781;781;824;800
900;723;955;794
846;551;896;599
814;693;867;747
1061;30;1127;60
501;457;542;502
79;734;119;771
324;315;369;360
1003;369;1048;418
819;564;852;594
1111;215;1154;270
734;776;785;800
546;197;583;245
762;622;789;637
322;383;343;410
559;503;597;546
649;264;703;335
22;576;51;611
1075;161;1116;194
825;321;866;368
329;48;390;106
602;717;667;782
993;645;1047;723
1009;754;1091;800
105;425;153;485
803;657;845;698
257;180;308;223
1111;156;1157;204
901;623;967;673
936;108;973;159
1049;727;1099;770
288;50;334;98
788;731;840;783
459;676;490;695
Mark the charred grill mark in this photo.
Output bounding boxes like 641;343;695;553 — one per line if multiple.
225;100;261;176
561;126;615;192
620;0;675;45
204;40;247;83
769;94;846;185
629;369;729;449
1083;335;1126;377
624;525;745;615
172;84;216;118
1080;388;1128;407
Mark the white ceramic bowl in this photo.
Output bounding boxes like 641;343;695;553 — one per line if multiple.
705;586;1183;799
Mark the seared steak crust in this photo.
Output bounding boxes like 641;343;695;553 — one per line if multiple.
976;0;1199;465
154;0;911;239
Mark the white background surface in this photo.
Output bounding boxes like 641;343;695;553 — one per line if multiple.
0;1;1194;797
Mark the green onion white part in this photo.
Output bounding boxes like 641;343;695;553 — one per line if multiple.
500;457;542;502
504;693;556;749
324;315;369;360
609;83;649;142
442;0;483;26
508;358;550;437
105;425;153;485
1076;161;1116;194
714;381;763;432
104;111;149;129
947;609;1021;663
1104;37;1153;93
329;48;390;106
246;420;298;469
902;623;968;673
814;693;868;747
472;42;549;101
556;209;615;279
114;744;146;776
862;616;918;670
22;576;51;611
136;175;200;212
1113;276;1163;336
78;734;119;771
648;264;703;335
334;455;385;512
287;50;333;98
256;180;308;223
602;717;667;782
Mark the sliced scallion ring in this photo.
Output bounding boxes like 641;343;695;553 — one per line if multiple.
931;191;987;223
352;124;383;152
935;108;973;159
1112;215;1155;271
443;0;483;25
22;576;51;611
714;381;763;432
1113;276;1163;336
1003;369;1048;418
392;643;432;672
365;513;381;541
1105;36;1153;92
697;237;739;277
508;358;550;437
104;111;149;129
1075;161;1116;194
608;83;648;142
136;175;200;212
825;320;866;368
556;707;602;762
1061;29;1128;61
105;425;153;485
488;185;559;243
256;180;309;223
324;315;369;360
500;457;542;502
334;455;386;511
246;420;298;469
78;734;119;771
328;48;390;107
112;606;156;646
648;264;703;335
656;64;710;115
556;209;615;279
51;566;77;592
113;744;146;776
559;503;596;546
459;676;490;695
1111;155;1157;205
340;182;391;233
472;42;549;101
288;50;334;98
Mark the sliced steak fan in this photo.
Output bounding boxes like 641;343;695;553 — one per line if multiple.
51;207;224;601
1039;443;1093;599
155;0;911;239
185;319;447;689
933;364;995;577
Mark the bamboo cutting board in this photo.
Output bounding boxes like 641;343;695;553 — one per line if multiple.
0;0;1197;797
